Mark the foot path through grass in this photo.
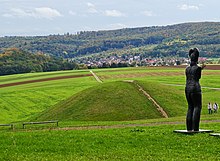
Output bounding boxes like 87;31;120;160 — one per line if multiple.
90;70;103;83
134;81;169;118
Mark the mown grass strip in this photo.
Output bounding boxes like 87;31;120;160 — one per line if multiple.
0;73;93;88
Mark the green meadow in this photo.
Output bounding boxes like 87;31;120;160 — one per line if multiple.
0;70;98;123
1;66;220;160
0;122;220;161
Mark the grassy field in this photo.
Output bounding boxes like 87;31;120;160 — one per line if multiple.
0;66;220;160
1;66;220;123
0;71;98;123
0;70;90;84
0;121;220;161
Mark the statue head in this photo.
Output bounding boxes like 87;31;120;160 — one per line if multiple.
189;48;199;63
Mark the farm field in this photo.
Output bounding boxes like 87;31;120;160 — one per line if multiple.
0;70;98;123
0;65;220;160
1;65;220;122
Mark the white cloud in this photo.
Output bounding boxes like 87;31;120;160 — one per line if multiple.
178;4;199;11
2;7;62;19
87;2;98;13
34;7;62;19
104;10;125;17
87;2;95;8
142;10;154;17
3;8;32;18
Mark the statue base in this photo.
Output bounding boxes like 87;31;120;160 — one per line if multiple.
173;129;213;134
210;133;220;137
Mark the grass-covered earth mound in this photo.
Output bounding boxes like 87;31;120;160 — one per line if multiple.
34;80;186;121
34;81;163;121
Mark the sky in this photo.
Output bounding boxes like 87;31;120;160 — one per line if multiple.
0;0;219;36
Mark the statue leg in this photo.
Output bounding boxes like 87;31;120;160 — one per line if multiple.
191;92;202;131
185;91;194;131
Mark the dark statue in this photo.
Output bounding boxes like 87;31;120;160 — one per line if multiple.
185;48;205;131
174;48;213;134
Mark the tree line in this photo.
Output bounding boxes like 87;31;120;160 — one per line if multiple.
0;22;219;59
0;48;78;76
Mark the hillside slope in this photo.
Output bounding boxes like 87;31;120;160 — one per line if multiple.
0;22;219;58
33;81;164;121
33;80;187;121
138;81;186;117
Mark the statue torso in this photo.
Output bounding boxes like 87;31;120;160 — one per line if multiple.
185;65;201;92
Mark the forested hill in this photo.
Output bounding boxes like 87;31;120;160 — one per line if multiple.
0;22;220;58
0;48;78;75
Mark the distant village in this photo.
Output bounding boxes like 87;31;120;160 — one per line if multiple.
73;54;208;69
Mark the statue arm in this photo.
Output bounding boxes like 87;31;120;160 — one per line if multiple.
201;63;206;70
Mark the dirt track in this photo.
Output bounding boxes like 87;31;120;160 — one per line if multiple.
205;65;220;70
0;74;93;88
90;70;103;83
134;81;169;118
